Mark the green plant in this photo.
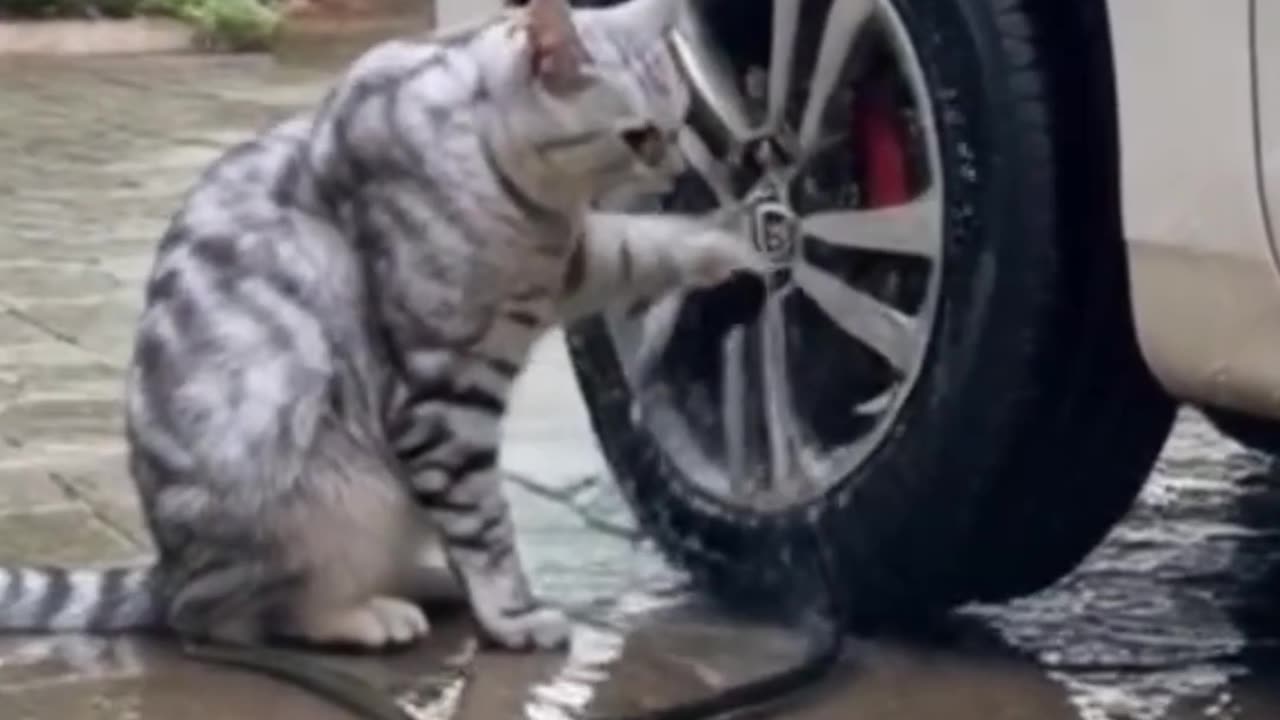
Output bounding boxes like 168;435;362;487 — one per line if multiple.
2;0;279;52
140;0;279;50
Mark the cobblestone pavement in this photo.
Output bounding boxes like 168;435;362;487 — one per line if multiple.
5;48;1280;720
0;55;332;562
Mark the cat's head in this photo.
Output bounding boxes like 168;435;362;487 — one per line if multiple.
482;0;692;204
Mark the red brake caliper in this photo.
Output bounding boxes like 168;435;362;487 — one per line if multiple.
855;78;911;208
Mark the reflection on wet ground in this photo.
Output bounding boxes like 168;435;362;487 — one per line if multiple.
2;44;1280;720
3;398;1273;720
967;412;1280;720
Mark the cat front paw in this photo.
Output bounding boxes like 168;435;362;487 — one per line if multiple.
685;228;768;288
477;603;571;652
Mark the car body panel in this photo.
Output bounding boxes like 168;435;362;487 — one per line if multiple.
1260;0;1280;266
1105;0;1280;417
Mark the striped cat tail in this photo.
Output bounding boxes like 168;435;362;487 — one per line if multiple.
0;565;163;632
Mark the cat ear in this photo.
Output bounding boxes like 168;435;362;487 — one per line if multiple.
526;0;589;92
599;0;683;39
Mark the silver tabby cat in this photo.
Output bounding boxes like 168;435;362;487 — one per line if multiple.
0;0;762;651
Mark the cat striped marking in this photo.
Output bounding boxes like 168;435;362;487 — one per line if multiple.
405;445;510;551
0;567;157;631
402;350;517;406
407;448;500;498
440;511;509;554
392;349;513;470
404;381;504;415
395;405;500;466
393;420;451;461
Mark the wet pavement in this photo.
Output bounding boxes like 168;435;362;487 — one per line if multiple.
2;46;1280;720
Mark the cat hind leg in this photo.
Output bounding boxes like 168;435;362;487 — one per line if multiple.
164;415;432;651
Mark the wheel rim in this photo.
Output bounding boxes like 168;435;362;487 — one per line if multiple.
603;0;945;512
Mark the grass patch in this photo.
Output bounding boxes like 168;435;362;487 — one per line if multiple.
0;0;281;51
141;0;280;50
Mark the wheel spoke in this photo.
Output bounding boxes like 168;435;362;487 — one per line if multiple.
766;0;802;131
792;261;922;373
801;189;942;258
798;0;877;152
672;8;756;145
720;325;755;490
759;287;797;488
678;127;735;205
626;292;685;387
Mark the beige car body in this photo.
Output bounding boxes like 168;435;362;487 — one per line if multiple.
1107;0;1280;419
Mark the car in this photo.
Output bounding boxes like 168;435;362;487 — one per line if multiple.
445;0;1280;626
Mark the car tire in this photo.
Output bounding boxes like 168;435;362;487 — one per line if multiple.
566;0;1176;625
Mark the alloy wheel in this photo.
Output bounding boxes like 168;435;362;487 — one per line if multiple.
605;0;946;511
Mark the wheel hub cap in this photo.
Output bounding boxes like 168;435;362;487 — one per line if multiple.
751;196;799;264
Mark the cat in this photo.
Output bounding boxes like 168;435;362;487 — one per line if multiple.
0;0;762;652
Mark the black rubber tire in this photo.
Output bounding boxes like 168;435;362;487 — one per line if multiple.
1203;407;1280;456
566;0;1176;625
955;0;1178;603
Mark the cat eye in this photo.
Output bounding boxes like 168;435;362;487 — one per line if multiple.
620;124;668;166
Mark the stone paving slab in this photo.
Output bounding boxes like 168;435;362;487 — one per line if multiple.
0;18;197;56
0;54;344;571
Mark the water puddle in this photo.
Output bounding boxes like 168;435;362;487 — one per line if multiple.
965;409;1280;720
